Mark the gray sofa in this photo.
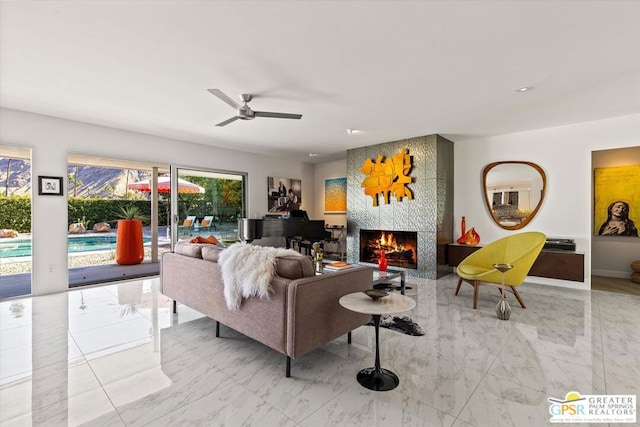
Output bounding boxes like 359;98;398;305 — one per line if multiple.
160;243;373;376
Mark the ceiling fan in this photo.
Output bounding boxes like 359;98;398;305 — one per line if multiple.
207;89;303;127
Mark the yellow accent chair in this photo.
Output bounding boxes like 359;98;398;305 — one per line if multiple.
455;231;546;309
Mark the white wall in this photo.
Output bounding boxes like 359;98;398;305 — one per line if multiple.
313;159;347;227
454;113;640;290
0;108;315;295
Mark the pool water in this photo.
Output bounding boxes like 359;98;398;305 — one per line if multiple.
0;235;152;258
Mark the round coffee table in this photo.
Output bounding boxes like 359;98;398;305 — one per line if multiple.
339;292;416;391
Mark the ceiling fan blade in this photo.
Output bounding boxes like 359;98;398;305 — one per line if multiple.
207;89;241;109
254;111;303;120
216;116;241;127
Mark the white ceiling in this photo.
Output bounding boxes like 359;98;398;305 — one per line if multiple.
1;1;639;164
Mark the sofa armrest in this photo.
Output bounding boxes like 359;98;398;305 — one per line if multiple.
286;265;373;359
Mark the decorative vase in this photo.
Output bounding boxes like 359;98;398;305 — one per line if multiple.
462;227;481;246
378;249;388;271
115;219;144;265
496;298;511;320
493;263;513;320
315;248;324;273
456;216;467;244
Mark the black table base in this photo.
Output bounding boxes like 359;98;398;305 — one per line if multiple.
357;366;399;391
357;314;400;391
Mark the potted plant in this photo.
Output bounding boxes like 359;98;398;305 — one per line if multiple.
114;206;148;265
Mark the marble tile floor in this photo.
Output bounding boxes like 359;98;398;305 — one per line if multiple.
1;275;638;426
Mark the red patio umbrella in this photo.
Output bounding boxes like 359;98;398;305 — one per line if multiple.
128;176;205;194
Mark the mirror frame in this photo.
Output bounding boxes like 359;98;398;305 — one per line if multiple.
482;161;547;230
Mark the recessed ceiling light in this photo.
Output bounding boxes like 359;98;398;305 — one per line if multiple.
308;153;318;157
346;129;360;135
517;86;534;93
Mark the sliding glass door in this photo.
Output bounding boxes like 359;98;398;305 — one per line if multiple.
170;167;246;247
0;145;32;299
65;153;171;288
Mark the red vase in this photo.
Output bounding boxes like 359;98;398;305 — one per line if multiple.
456;216;467;244
378;249;388;271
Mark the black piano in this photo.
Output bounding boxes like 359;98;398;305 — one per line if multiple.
238;214;330;250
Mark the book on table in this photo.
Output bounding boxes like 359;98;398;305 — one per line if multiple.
324;261;354;270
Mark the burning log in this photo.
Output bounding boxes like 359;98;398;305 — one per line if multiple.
360;229;418;268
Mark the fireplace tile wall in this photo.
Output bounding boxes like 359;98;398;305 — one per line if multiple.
346;134;453;278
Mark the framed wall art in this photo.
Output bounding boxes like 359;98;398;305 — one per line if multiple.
267;176;301;213
594;165;640;237
38;176;63;196
324;177;347;213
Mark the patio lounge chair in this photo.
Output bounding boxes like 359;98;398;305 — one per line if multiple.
178;215;196;235
200;215;216;231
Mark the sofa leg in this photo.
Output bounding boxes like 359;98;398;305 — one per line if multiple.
348;331;352;344
172;300;177;313
216;321;220;338
286;356;291;378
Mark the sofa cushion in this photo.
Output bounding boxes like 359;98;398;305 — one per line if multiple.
275;255;314;280
202;245;225;262
174;243;203;258
190;235;218;245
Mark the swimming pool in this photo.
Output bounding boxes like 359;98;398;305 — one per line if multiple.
0;235;152;258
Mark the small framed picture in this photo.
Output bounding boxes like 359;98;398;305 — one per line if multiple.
38;176;63;196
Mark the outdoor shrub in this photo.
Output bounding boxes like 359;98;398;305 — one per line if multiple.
0;196;31;232
0;197;169;233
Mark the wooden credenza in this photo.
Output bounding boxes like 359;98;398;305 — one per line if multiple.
446;243;585;282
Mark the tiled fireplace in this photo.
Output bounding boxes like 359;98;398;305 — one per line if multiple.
346;134;453;279
359;229;418;269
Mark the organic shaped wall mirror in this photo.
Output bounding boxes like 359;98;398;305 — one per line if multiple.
482;161;547;230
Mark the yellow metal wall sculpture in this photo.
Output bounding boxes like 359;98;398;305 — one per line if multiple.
359;146;413;206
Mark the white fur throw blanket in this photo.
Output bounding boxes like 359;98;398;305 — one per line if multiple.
218;242;302;310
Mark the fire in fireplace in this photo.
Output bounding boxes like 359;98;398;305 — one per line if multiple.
359;229;418;269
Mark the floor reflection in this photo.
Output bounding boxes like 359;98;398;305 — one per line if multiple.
0;275;638;426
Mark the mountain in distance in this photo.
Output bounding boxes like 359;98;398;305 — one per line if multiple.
0;158;150;198
0;158;31;196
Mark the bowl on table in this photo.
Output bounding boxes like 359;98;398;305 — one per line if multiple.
363;289;389;301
